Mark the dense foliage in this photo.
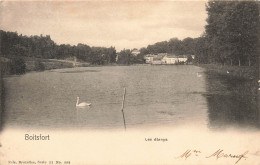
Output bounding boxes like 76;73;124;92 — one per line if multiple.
9;57;26;75
0;30;117;65
139;1;260;67
197;1;260;66
117;49;145;64
138;37;197;56
34;60;45;71
1;1;259;67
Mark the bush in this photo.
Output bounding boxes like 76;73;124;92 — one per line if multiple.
34;60;45;71
10;57;26;75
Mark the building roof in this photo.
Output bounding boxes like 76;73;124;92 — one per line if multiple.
178;55;188;58
165;54;178;58
145;54;155;57
163;54;188;58
154;55;165;60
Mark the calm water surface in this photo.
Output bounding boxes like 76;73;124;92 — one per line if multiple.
2;65;259;130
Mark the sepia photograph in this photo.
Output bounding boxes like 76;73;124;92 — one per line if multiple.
0;0;260;164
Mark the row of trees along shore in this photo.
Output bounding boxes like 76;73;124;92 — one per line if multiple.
0;1;259;74
0;31;117;65
139;1;260;67
0;29;196;66
196;1;260;66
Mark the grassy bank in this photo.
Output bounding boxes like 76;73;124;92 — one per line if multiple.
24;58;74;72
1;57;92;75
199;64;260;129
198;64;259;80
198;64;259;97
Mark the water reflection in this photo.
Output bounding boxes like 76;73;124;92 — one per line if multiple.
75;106;91;125
205;71;260;130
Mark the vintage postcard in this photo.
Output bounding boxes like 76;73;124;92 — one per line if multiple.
0;0;260;164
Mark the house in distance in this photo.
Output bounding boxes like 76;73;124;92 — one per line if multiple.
145;53;188;65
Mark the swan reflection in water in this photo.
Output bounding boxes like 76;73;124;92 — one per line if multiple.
75;98;92;123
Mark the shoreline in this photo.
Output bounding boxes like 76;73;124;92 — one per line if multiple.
197;64;260;96
2;57;259;82
197;64;259;81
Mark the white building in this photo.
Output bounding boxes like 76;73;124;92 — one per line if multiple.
145;53;188;64
162;55;178;64
162;55;188;64
178;56;188;63
145;54;154;64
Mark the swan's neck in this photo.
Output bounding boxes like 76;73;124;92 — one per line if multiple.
76;99;79;106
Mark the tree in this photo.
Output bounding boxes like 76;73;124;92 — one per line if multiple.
147;41;168;54
167;38;183;55
182;37;196;55
117;49;133;64
34;60;45;71
194;36;210;64
10;57;26;75
186;55;193;64
0;30;117;65
205;1;259;66
139;47;149;56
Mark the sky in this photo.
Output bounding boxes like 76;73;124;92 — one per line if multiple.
0;1;208;51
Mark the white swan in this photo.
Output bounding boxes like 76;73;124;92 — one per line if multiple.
76;96;91;107
197;72;202;77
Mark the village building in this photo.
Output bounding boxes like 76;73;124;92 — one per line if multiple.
144;54;154;64
144;54;165;64
152;53;165;64
177;55;188;63
162;55;179;64
145;53;188;64
157;53;167;57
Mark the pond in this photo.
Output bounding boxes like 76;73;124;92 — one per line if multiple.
2;65;259;130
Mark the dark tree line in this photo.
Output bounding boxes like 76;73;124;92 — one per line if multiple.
0;30;117;65
117;49;145;65
138;1;259;67
195;1;259;66
1;1;259;68
138;37;197;56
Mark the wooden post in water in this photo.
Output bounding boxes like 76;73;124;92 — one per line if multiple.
73;56;77;67
121;88;127;130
